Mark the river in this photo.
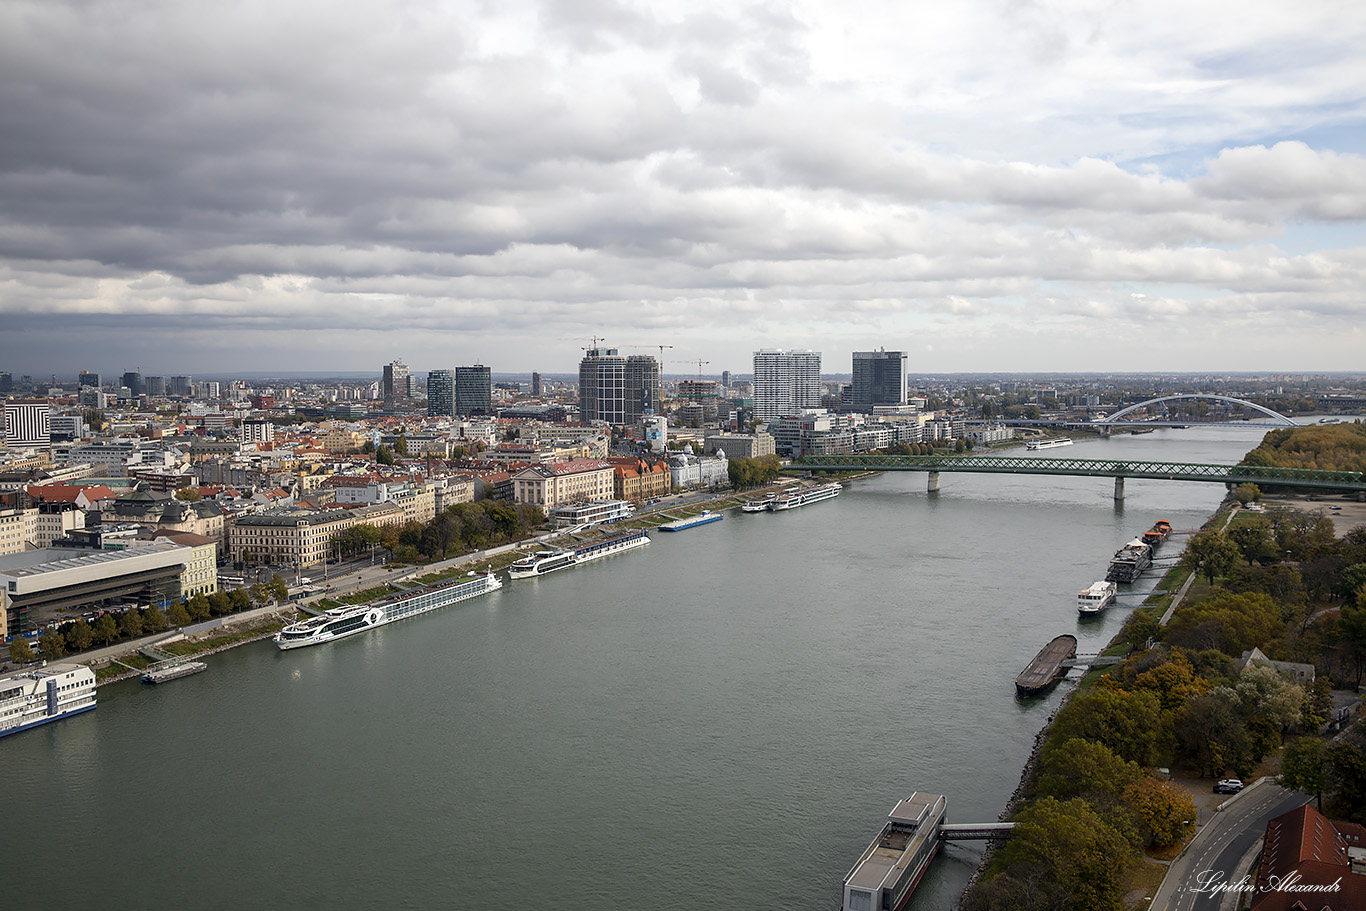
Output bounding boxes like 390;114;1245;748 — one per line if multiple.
3;425;1280;910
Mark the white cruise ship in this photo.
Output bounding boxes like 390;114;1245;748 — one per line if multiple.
0;663;97;738
508;529;650;579
1026;438;1073;451
275;571;502;650
768;482;842;511
1077;580;1118;615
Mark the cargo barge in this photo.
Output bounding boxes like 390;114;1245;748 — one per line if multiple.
141;661;208;684
840;793;948;911
1014;634;1077;697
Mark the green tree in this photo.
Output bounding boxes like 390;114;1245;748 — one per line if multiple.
394;434;409;457
1035;738;1142;800
1228;517;1278;566
269;575;289;602
1335;601;1366;689
1123;776;1197;847
92;613;120;646
9;635;35;663
375;444;395;465
1050;686;1164;766
1174;690;1251;778
119;609;144;639
1180;529;1241;585
992;797;1134;911
168;601;192;627
248;583;268;605
226;589;250;613
1327;740;1366;821
38;630;66;660
1121;611;1160;652
1279;736;1328;809
143;606;169;633
1303;677;1334;731
1131;656;1209;712
361;439;375;454
64;620;94;652
1233;483;1262;506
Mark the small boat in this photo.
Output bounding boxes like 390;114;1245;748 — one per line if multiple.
658;510;723;531
741;498;774;513
1077;581;1117;615
1026;438;1073;451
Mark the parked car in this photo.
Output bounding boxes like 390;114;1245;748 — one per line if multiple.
1213;778;1244;794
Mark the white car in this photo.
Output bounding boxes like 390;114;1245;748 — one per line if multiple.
1213;779;1243;794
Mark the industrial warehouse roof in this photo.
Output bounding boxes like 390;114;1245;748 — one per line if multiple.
0;543;187;579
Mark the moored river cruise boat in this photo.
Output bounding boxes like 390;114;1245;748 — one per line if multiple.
508;529;651;577
1077;580;1118;615
275;571;502;649
0;663;97;737
841;793;948;911
767;482;842;511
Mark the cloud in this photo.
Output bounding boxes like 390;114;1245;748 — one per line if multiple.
0;0;1365;375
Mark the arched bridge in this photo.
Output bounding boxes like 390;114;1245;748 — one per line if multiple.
1096;394;1296;426
796;454;1366;499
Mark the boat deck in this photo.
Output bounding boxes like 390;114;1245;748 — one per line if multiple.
1015;635;1077;695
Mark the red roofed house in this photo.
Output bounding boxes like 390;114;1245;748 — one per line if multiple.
1251;803;1366;911
511;460;614;508
607;457;671;503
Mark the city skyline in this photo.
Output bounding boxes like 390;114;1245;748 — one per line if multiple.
2;2;1364;375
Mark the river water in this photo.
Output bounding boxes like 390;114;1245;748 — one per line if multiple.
4;426;1276;910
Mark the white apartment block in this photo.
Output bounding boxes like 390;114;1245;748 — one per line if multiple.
752;349;821;422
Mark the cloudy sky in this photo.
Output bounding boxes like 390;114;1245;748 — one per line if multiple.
2;0;1365;379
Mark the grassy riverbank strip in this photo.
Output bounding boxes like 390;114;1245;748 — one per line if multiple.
93;614;290;686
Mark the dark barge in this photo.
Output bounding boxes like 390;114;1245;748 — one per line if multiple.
1014;634;1077;697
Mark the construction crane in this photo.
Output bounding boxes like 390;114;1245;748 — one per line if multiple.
618;343;674;365
673;359;711;380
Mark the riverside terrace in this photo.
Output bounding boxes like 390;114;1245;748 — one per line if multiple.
795;454;1366;500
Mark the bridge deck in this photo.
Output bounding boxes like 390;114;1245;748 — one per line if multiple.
796;454;1366;491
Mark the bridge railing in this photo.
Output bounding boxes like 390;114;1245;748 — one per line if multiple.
793;454;1366;490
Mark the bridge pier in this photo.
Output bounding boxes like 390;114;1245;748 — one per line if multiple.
928;471;940;493
1114;477;1125;501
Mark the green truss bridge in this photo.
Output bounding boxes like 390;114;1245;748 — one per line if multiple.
795;454;1366;500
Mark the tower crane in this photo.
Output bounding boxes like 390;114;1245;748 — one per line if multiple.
673;359;711;380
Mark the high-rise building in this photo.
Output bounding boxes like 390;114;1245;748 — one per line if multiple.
121;371;142;397
851;350;908;408
531;372;542;397
623;355;661;423
752;349;821;421
78;372;101;390
4;401;51;446
720;370;731;389
0;373;11;395
144;376;167;396
578;348;626;423
455;365;492;416
427;369;454;417
169;375;193;397
382;360;411;405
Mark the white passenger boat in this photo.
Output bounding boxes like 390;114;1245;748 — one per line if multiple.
768;482;842;511
1076;580;1118;615
0;663;97;738
507;529;650;578
274;571;502;649
841;793;947;911
1026;438;1074;451
740;498;774;513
